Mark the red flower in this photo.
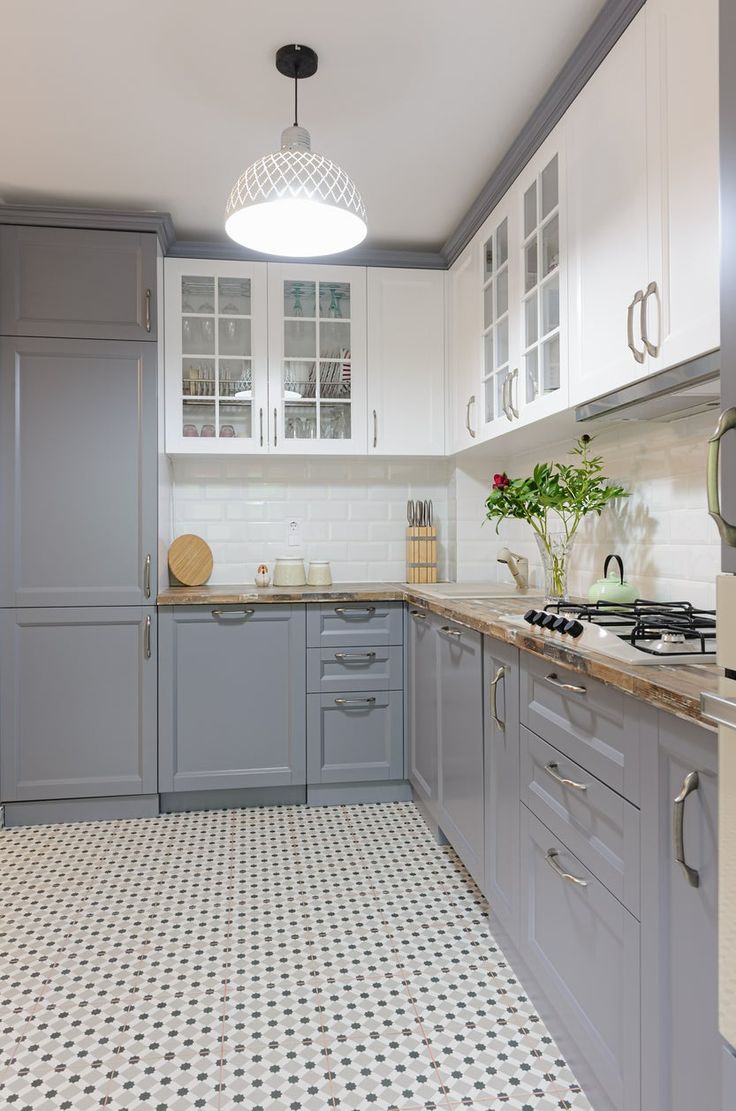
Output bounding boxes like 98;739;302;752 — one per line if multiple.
493;473;510;490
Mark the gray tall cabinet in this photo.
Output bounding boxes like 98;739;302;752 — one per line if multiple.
0;224;159;823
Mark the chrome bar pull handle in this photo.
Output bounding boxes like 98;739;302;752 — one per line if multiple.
440;625;462;639
546;848;588;887
212;608;255;618
144;615;152;659
334;606;376;616
641;280;660;357
334;697;377;707
627;290;646;364
144;289;152;333
545;762;588;792
259;407;264;447
465;395;477;438
544;672;587;695
509;368;519;419
673;770;700;888
372;409;378;449
273;407;278;447
502;373;512;421
409;608;427;619
707;408;736;546
334;652;377;662
144;554;152;599
490;665;507;731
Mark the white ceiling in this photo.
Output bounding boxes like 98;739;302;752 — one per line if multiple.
1;0;606;250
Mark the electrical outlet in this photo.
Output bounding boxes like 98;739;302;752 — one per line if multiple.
287;519;303;547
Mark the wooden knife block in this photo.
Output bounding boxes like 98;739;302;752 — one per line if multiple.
406;526;438;584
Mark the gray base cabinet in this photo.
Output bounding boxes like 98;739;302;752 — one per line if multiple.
640;713;720;1111
0;225;157;341
0;336;158;607
437;620;484;886
483;637;520;936
406;605;440;812
0;607;157;801
724;1044;736;1111
158;605;306;792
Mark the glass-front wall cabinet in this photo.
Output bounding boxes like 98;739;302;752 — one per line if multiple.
268;264;367;454
480;204;516;436
165;260;269;453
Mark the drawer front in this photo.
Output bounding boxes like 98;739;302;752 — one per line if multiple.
520;653;642;804
306;601;403;648
521;726;640;918
307;646;403;694
520;805;641;1111
307;691;404;784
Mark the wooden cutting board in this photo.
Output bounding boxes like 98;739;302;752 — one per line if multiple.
168;534;213;586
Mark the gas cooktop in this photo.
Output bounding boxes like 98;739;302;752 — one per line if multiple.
503;600;716;665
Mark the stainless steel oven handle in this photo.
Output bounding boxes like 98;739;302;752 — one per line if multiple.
707;408;736;546
673;771;700;888
545;848;588;887
545;761;588;792
544;672;587;695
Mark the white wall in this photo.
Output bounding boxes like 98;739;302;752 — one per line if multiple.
453;411;720;608
172;457;452;584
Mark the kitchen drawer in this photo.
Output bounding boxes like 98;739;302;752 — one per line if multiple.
307;646;403;694
520;653;642;804
307;691;404;784
521;725;640;918
306;601;403;649
520;804;641;1111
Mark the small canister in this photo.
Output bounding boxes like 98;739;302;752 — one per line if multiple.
272;556;307;587
307;561;332;586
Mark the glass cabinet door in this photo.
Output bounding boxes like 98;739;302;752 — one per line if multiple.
165;260;268;453
480;211;514;434
268;265;367;453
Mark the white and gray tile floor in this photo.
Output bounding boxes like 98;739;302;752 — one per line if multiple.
0;802;593;1110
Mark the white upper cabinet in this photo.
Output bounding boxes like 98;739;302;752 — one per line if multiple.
569;0;719;406
267;264;367;454
645;0;720;372
165;258;269;454
478;195;518;439
367;268;445;456
447;235;483;452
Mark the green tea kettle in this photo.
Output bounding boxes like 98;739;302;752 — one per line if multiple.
588;554;638;604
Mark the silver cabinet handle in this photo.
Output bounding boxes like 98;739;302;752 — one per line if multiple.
701;690;736;730
465;394;477;438
490;665;507;731
212;608;255;618
502;373;512;422
627;290;646;364
144;554;151;599
259;407;264;448
674;770;700;888
707;408;736;546
641;280;659;357
440;625;462;639
144;614;152;659
334;651;376;662
335;697;376;707
544;672;587;695
545;761;588;792
372;409;378;449
273;407;278;448
508;367;519;419
545;848;588;887
334;606;376;616
410;608;427;619
144;289;152;333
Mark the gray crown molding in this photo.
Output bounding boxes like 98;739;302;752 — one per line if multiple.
167;239;446;269
441;0;646;266
0;204;176;251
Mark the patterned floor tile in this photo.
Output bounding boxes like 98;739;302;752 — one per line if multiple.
320;977;420;1041
326;1029;447;1109
218;1037;335;1110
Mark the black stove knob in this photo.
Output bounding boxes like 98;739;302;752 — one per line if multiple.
540;612;558;628
562;619;584;638
551;615;569;632
532;611;549;626
523;609;538;624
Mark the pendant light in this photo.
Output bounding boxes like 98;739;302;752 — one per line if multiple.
225;44;367;257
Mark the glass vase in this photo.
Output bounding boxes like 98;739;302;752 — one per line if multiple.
535;532;575;603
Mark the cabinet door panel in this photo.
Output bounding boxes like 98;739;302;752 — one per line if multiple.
0;226;157;341
307;646;402;694
407;607;439;811
0;337;157;607
367;269;444;455
307;692;403;784
447;238;482;452
306;602;403;649
0;607;157;801
568;10;650;404
484;637;520;935
158;605;306;792
438;622;484;885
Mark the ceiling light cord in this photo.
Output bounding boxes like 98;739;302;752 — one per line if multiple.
293;65;299;127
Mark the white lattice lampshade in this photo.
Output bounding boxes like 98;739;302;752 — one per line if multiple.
225;126;367;257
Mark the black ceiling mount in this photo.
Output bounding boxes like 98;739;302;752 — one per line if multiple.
276;44;318;80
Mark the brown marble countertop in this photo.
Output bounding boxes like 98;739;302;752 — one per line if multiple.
157;582;719;729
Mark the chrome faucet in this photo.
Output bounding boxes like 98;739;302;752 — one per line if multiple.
497;547;529;592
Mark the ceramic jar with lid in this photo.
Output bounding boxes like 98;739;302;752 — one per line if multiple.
307;561;332;586
272;556;307;587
